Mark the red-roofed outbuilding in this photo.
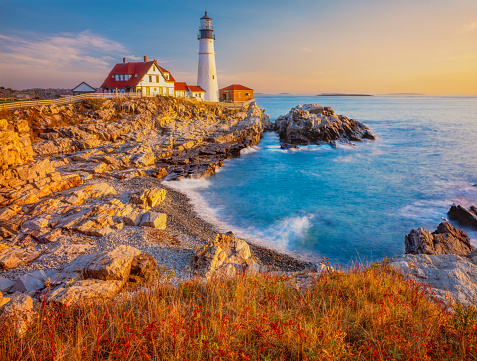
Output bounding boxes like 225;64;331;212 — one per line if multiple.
219;84;254;102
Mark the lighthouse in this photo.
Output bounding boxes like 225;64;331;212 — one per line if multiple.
197;12;219;102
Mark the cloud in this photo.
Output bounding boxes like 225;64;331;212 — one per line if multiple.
462;21;477;32
0;31;135;88
302;47;312;53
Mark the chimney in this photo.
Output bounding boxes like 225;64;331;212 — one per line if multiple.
144;55;147;62
123;57;127;63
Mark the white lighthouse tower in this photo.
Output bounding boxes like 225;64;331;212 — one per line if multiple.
197;12;219;102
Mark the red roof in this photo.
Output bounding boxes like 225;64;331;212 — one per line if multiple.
219;84;253;91
100;60;176;88
174;82;188;91
188;85;205;92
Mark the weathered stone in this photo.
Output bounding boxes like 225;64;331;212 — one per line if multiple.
21;215;51;231
152;168;168;179
0;294;35;336
122;208;146;226
130;187;166;208
192;233;255;279
128;253;157;283
405;222;474;255
10;272;46;293
390;254;477;307
139;212;167;229
0;246;42;269
84;245;141;281
48;279;124;306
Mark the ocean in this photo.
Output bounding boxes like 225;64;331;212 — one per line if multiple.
166;95;477;265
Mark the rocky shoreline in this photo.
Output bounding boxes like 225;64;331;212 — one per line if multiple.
0;97;319;316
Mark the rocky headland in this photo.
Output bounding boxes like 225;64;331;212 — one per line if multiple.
274;104;375;146
0;96;320;319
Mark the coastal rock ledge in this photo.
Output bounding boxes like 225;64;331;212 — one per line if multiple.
274;104;375;146
391;222;477;306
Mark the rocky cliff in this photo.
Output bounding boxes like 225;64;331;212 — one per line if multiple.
274;104;375;146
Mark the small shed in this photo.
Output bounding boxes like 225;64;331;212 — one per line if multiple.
72;82;97;96
219;84;254;102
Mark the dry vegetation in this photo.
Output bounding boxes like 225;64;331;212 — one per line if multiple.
1;264;476;360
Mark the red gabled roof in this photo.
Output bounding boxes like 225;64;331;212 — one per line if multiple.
219;84;253;91
174;82;188;91
100;60;177;88
188;85;205;92
101;61;155;88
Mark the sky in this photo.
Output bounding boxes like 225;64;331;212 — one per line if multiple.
0;0;476;95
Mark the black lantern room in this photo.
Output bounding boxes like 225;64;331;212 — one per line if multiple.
198;12;215;39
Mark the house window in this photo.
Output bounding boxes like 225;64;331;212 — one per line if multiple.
115;75;119;81
165;74;169;80
149;75;152;82
156;75;159;82
245;92;250;96
239;92;242;97
212;75;214;79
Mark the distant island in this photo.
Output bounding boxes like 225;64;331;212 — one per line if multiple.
317;93;373;96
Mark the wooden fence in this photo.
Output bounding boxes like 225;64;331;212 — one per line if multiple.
0;93;254;111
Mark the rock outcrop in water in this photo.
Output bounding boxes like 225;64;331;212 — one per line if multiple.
405;222;474;255
391;222;477;306
274;104;375;146
448;204;477;229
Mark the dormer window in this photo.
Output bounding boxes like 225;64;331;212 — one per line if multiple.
115;75;119;81
165;74;169;80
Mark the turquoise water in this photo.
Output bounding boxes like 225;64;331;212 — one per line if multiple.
167;95;477;265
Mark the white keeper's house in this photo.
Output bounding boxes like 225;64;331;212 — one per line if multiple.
100;56;205;101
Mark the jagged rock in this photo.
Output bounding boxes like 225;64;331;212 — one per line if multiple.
274;104;375;145
130;187;166;209
48;279;124;306
83;245;141;281
0;246;42;269
405;222;474;255
152;168;167;179
192;233;257;279
10;270;56;293
390;254;477;307
0;205;22;220
139;211;167;229
0;118;33;169
21;215;51;231
129;254;157;283
448;204;477;229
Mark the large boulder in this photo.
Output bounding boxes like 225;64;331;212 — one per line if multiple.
83;245;141;281
130;187;167;209
192;233;259;279
139;211;167;229
0;294;35;336
405;222;474;255
48;279;124;306
390;254;477;306
448;204;477;229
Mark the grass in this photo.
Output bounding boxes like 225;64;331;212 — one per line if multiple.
1;264;476;360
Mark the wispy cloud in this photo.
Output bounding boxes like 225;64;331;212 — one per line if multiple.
462;21;477;32
0;31;135;88
302;47;312;53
